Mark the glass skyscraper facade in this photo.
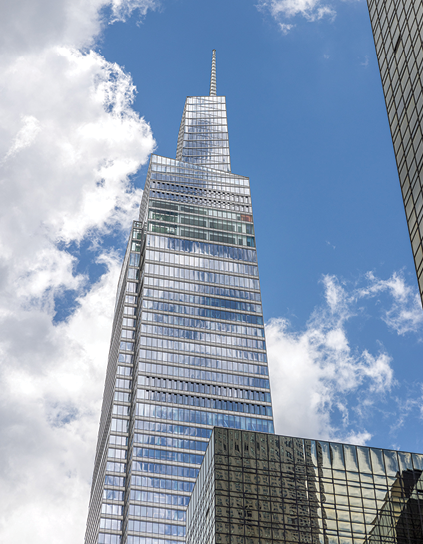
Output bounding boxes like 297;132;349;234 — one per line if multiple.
85;51;274;544
367;0;423;306
188;428;423;544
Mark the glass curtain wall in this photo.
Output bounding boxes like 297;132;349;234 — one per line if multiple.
85;53;274;544
187;429;423;544
367;0;423;306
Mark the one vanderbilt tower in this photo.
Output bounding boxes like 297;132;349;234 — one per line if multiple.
85;51;274;544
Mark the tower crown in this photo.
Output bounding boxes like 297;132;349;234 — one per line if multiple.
175;50;231;172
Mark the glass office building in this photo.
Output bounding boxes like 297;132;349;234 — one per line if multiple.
84;51;274;544
187;428;423;544
367;0;423;306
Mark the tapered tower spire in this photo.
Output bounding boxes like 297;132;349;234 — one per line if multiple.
209;49;216;96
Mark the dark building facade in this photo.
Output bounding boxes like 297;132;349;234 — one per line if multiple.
187;428;423;544
84;52;274;544
367;0;423;306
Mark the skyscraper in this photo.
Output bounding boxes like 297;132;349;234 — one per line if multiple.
187;428;423;544
367;0;423;307
85;51;274;544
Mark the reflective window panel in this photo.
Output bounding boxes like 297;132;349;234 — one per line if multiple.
187;428;423;544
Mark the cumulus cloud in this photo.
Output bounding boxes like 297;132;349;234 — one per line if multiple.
0;255;121;542
3;115;42;160
0;0;158;54
266;272;422;444
257;0;336;33
0;0;157;542
357;271;423;335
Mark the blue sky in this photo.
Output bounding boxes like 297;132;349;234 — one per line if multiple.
0;0;422;542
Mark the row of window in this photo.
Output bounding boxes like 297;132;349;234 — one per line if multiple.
126;536;181;544
143;276;260;301
126;281;138;293
146;235;257;263
142;289;262;313
122;316;136;327
149;189;250;209
148;223;255;248
180;143;230;155
115;378;131;390
168;156;230;169
126;521;185;537
130;461;199;479
215;446;423;482
110;435;128;446
127;269;139;280
105;475;125;487
129;253;141;267
133;434;208;452
135;404;274;433
144;263;260;290
141;312;264;337
185;96;226;104
129;490;190;506
150;177;249;196
149;210;254;235
146;250;258;276
117;365;132;376
138;336;267;362
98;533;120;544
134;421;212;439
182;140;229;149
185;103;226;111
150;161;238;182
100;518;121;530
103;490;124;501
138;352;269;376
128;505;186;522
136;390;272;416
130;475;194;493
109;448;127;459
149;189;246;212
111;418;129;432
133;448;204;466
140;324;265;350
183;122;228;132
150;173;248;192
102;503;123;515
137;368;268;395
137;376;270;401
184;106;227;115
123;306;137;317
149;200;252;222
113;405;129;416
142;305;264;325
106;461;126;473
119;341;134;352
183;132;228;140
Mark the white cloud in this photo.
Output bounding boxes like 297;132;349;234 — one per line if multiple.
3;115;42;160
0;1;157;542
258;0;336;31
357;271;423;335
0;0;158;54
266;272;423;443
0;255;122;543
279;22;295;34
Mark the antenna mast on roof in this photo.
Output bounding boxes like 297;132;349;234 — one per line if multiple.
209;50;216;96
